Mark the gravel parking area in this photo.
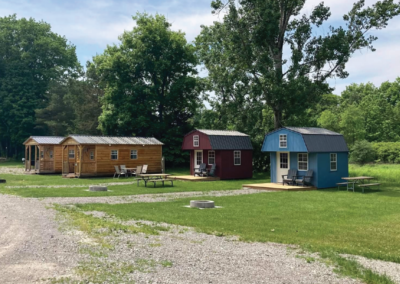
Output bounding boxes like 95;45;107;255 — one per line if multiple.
0;167;24;175
41;188;268;205
0;194;80;283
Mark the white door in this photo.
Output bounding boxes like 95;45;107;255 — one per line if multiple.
276;152;290;183
194;150;203;169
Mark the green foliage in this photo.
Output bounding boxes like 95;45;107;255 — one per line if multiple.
372;142;400;163
92;13;202;165
0;15;79;156
350;140;375;165
339;105;366;146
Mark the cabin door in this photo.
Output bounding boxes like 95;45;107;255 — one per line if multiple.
194;150;203;169
276;152;290;183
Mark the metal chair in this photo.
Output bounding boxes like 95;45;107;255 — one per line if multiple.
120;165;131;177
113;165;126;179
295;170;314;186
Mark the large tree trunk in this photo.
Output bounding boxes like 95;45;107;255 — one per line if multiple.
274;109;282;129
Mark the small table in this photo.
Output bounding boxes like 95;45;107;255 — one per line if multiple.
137;173;171;187
341;176;374;193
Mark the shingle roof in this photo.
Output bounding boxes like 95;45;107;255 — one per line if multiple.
24;136;64;145
285;127;341;135
65;135;163;145
197;129;249;136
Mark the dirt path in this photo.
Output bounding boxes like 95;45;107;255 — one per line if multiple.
0;194;80;283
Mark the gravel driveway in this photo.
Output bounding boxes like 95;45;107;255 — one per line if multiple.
0;194;80;283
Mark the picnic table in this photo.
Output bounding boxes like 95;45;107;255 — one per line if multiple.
137;173;173;187
339;176;379;193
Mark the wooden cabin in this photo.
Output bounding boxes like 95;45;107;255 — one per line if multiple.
60;135;163;177
262;127;349;188
23;136;64;174
182;129;253;180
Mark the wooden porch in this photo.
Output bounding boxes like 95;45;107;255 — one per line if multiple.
242;182;316;191
172;175;220;181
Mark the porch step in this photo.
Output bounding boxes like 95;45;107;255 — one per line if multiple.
63;173;77;178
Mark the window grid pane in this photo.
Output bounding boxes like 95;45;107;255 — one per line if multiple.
68;150;75;159
234;151;241;165
280;153;288;169
193;135;199;147
130;150;138;160
279;135;287;148
298;153;308;170
208;151;215;164
90;151;94;160
330;154;337;171
111;150;118;160
196;151;202;165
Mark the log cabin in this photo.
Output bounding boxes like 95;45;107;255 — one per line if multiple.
23;136;64;174
182;129;253;179
60;135;163;177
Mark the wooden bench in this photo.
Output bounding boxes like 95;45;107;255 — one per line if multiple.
337;182;355;192
358;183;380;193
145;179;174;188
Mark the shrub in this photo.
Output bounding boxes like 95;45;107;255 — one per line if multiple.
372;142;400;163
350;140;375;165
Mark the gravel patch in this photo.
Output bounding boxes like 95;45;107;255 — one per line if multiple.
41;188;268;205
79;213;361;284
5;180;139;189
344;255;400;283
0;167;24;175
0;193;82;283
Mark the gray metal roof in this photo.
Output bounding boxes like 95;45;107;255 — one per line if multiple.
24;136;65;145
302;135;349;152
209;136;253;150
197;129;249;136
66;135;163;145
285;127;341;135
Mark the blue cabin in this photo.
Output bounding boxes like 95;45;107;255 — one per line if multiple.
262;127;349;189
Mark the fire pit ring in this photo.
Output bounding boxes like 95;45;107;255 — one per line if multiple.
89;186;108;192
190;200;215;209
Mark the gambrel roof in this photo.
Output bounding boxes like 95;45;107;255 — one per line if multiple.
62;135;163;145
187;129;253;150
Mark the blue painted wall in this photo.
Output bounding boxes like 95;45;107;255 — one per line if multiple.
316;152;348;188
270;152;277;182
262;129;307;152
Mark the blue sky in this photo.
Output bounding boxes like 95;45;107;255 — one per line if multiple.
1;0;399;95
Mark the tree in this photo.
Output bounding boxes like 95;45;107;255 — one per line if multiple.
350;140;375;165
0;15;78;157
339;105;365;146
196;0;400;129
91;13;201;165
317;110;340;133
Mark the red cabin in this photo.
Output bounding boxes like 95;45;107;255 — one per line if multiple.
182;129;253;180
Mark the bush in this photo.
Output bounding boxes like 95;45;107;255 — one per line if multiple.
372;142;400;163
350;140;375;165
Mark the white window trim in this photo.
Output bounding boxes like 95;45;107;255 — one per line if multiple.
330;153;337;171
68;150;75;159
130;149;138;160
297;153;308;171
234;150;241;166
111;150;118;160
208;150;215;165
279;134;287;148
193;135;199;147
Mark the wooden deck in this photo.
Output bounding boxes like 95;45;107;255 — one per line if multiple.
172;175;220;182
242;182;316;191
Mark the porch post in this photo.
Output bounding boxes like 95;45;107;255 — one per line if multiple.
34;145;37;171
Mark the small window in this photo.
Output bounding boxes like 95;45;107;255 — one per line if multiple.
280;153;288;169
193;135;199;147
130;150;138;160
90;151;94;160
68;150;75;159
234;150;241;166
49;151;53;159
111;150;118;160
40;151;44;159
298;153;308;171
279;134;287;148
208;151;215;165
330;153;337;171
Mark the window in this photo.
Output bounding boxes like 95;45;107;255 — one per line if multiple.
234;151;241;166
279;134;287;148
330;153;337;171
298;153;308;171
90;151;94;160
193;135;199;147
130;150;138;160
49;151;53;159
111;150;118;160
280;153;288;169
208;151;215;165
195;151;202;166
40;151;44;159
68;150;75;159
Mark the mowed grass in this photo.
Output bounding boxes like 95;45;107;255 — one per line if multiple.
0;166;269;197
0;160;24;168
78;190;400;263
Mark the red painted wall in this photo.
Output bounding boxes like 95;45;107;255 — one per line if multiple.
219;150;253;179
182;130;212;150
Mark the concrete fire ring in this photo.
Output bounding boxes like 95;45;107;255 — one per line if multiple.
89;186;108;192
190;200;215;209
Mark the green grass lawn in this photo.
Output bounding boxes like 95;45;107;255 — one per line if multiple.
0;167;269;197
78;190;400;263
0;160;24;168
